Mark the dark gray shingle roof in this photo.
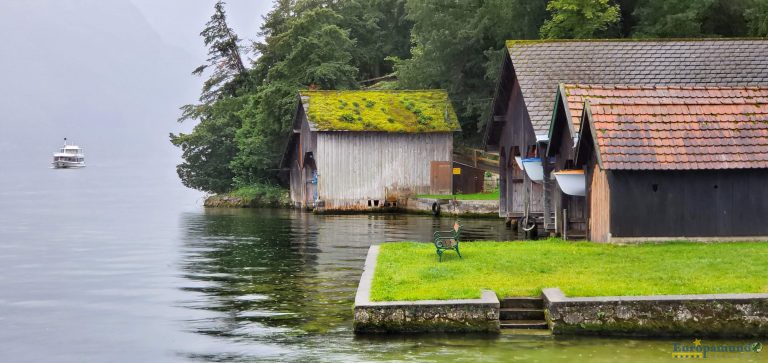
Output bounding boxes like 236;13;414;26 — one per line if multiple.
507;39;768;134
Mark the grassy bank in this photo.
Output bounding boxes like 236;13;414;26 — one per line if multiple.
370;240;768;301
205;183;291;208
415;190;499;200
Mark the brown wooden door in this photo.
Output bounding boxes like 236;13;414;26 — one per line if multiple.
430;161;451;195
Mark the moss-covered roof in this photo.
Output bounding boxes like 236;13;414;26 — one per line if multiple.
300;90;461;132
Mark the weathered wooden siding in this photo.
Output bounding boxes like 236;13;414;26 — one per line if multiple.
510;159;525;213
288;142;302;206
588;164;611;242
452;162;484;194
498;150;507;217
548;103;586;237
288;112;318;208
496;77;543;217
315;132;453;210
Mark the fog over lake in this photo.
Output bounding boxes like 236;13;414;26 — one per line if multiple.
0;0;269;166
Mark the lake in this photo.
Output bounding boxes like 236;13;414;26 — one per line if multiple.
0;160;761;362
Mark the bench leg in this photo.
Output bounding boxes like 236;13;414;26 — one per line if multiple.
455;245;462;259
437;249;443;262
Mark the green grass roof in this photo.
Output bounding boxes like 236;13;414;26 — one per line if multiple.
301;90;460;132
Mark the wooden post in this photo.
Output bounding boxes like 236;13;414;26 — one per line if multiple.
563;209;568;241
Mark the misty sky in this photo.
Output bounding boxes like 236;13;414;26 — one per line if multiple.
0;1;271;166
130;1;273;62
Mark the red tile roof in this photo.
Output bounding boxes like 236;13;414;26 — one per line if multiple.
571;85;768;170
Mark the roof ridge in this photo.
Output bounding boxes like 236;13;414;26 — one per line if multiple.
565;84;768;91
506;37;768;48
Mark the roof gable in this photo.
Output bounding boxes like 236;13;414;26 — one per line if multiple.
545;84;577;157
505;39;768;134
299;90;460;133
574;85;768;170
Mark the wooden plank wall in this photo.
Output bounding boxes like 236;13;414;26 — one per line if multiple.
511;161;525;214
588;166;611;242
288;113;317;208
609;169;768;237
452;163;485;194
315;132;453;210
496;75;545;217
498;151;507;217
289;151;302;206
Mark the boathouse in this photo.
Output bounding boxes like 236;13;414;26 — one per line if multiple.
569;85;768;242
281;90;460;211
544;84;590;239
484;39;768;232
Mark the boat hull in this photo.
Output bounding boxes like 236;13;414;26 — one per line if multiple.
554;171;586;196
52;161;86;169
521;158;544;183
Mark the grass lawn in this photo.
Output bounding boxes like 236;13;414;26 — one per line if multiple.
415;190;499;200
370;240;768;301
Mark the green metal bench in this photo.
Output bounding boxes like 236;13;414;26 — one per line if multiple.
433;221;462;262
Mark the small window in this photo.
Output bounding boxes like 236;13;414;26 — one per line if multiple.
373;200;380;207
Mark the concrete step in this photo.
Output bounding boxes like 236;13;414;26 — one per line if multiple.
499;308;545;321
500;297;544;309
502;328;553;336
500;320;549;330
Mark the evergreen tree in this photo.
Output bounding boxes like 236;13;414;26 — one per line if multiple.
191;0;248;104
170;97;246;193
336;0;412;80
230;5;360;184
171;1;248;192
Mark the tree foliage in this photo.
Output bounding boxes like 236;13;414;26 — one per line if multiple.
170;97;246;193
745;0;768;36
540;0;621;39
394;0;548;137
632;0;713;37
191;0;248;104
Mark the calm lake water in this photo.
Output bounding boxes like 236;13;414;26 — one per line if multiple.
0;159;763;362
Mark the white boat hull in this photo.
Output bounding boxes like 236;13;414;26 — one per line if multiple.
521;158;544;183
52;161;86;169
554;171;586;196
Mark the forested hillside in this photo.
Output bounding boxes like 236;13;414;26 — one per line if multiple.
171;0;768;194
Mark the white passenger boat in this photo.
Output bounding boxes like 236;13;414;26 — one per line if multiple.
52;138;85;169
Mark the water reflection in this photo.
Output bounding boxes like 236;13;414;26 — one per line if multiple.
176;210;518;360
176;209;762;363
